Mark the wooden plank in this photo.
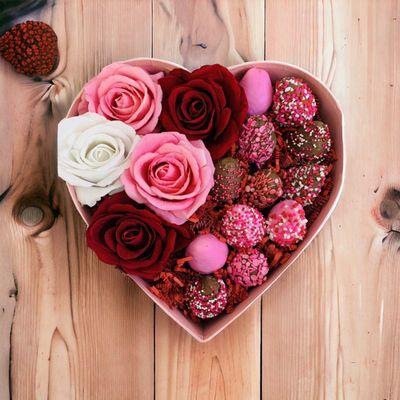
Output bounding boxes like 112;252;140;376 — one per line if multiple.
0;1;155;399
155;305;261;399
2;1;399;398
0;192;16;400
153;1;264;399
263;3;335;396
153;0;265;67
262;0;400;398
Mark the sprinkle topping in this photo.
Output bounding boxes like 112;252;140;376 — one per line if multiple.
228;249;269;288
286;120;331;160
212;157;245;203
272;77;317;127
243;168;283;209
238;115;276;167
283;164;329;206
221;204;266;249
186;276;227;319
266;199;307;247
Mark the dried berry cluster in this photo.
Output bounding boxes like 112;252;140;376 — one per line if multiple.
0;20;58;76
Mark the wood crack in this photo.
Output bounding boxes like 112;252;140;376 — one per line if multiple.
7;277;16;400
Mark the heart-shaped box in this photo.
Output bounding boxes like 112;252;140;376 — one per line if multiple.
66;58;344;342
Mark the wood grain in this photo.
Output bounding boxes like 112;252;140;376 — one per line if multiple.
0;1;155;399
263;0;400;399
1;0;400;399
263;3;337;398
153;0;264;68
153;1;264;399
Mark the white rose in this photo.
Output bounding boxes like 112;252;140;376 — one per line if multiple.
58;112;140;207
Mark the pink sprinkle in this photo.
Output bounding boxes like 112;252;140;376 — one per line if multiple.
221;204;266;249
283;164;328;206
238;115;276;168
266;200;307;247
228;249;269;288
272;77;317;128
286;120;331;161
186;276;227;319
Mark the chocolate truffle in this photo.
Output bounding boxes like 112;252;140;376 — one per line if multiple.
266;199;307;247
286;121;331;161
186;234;229;274
283;164;329;206
211;157;245;203
186;276;228;319
228;249;269;288
238;115;277;168
272;77;317;127
243;168;283;209
240;67;273;115
221;204;266;249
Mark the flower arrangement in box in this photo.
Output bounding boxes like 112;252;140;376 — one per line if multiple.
58;58;342;339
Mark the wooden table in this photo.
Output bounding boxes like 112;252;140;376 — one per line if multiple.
0;0;399;398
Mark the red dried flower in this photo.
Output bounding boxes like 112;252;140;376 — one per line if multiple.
0;20;58;77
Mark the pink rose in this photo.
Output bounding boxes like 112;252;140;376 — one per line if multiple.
78;62;163;135
121;132;215;225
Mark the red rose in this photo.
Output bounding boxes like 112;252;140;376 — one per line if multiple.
159;64;248;160
86;191;192;280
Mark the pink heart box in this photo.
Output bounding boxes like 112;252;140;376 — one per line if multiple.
66;58;345;342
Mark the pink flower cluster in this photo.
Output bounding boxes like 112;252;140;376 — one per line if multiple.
78;62;163;135
73;62;216;225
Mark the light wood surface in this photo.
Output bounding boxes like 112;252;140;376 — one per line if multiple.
0;0;399;399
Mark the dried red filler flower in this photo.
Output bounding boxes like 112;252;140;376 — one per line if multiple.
304;174;334;227
188;201;216;234
0;20;58;76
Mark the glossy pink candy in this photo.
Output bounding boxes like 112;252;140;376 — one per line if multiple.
185;234;229;274
239;67;273;115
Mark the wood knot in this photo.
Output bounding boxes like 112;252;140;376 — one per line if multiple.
378;189;400;247
20;206;44;226
380;198;400;220
194;42;208;49
379;189;400;222
13;194;58;235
